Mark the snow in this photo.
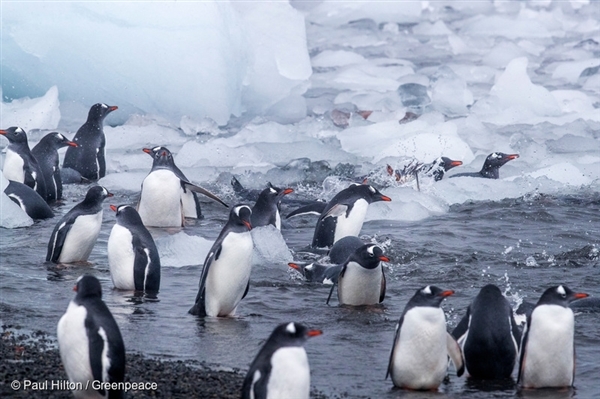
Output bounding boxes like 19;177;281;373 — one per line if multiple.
1;0;599;229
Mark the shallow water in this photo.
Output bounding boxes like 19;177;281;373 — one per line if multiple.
1;186;598;399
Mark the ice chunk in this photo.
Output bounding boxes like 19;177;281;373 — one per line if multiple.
180;116;222;137
2;2;311;126
0;86;60;131
154;231;213;267
526;163;591;186
461;15;552;39
430;66;473;117
306;1;421;26
0;171;33;228
251;225;293;266
311;50;367;68
551;59;600;84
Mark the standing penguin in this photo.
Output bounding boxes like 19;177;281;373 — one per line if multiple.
327;244;388;306
451;284;521;379
107;205;161;295
57;275;125;399
241;322;322;399
189;205;253;317
518;285;589;389
312;184;391;248
63;103;118;181
449;152;519;179
46;186;113;264
138;147;227;227
387;286;465;390
31;132;77;203
143;146;202;219
251;183;293;230
0;127;47;199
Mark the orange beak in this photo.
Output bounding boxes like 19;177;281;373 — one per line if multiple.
110;205;118;212
440;290;455;297
307;330;323;338
378;255;390;262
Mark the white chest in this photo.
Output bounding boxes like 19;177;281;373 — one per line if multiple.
138;170;183;227
59;212;103;263
108;224;136;290
521;305;575;388
267;347;310;399
3;149;25;182
57;302;94;386
205;231;254;317
334;199;368;243
181;190;199;219
338;262;382;306
391;307;448;390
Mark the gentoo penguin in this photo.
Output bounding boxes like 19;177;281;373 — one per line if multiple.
0;127;47;199
388;156;463;183
251;184;293;230
46;186;113;264
518;285;589;389
327;235;364;264
63;103;118;181
57;275;125;398
107;205;161;295
241;322;322;399
327;244;388;306
451;284;521;379
143;146;202;219
312;184;391;248
138;147;227;227
387;286;465;390
449;152;519;179
4;180;54;219
189;205;253;317
231;175;261;202
288;262;342;285
31;132;77;203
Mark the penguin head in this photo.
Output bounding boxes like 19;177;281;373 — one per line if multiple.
88;103;118;122
438;157;463;172
260;183;294;204
350;244;389;270
231;204;252;230
409;285;455;308
363;184;392;203
149;147;176;168
269;322;322;347
483;152;519;170
537;285;589;308
83;186;113;205
142;146;165;158
0;127;28;145
45;132;77;149
111;204;143;225
74;275;103;300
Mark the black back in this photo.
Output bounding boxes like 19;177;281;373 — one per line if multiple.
450;152;518;179
251;184;292;228
5;180;54;219
63;103;117;181
73;275;125;398
32;132;76;202
328;236;364;264
452;284;521;379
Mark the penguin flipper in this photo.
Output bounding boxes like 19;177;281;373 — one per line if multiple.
242;281;250;300
322;203;349;219
133;243;149;292
242;366;269;399
286;201;327;219
451;306;471;342
517;319;531;385
181;181;229;208
446;332;465;377
189;244;220;316
85;316;107;387
379;270;386;303
386;315;405;379
46;218;75;262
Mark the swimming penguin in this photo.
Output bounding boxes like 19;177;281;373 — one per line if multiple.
389;156;463;184
46;186;113;264
251;184;293;230
107;205;161;295
387;285;465;390
231;175;262;201
31;132;77;203
4;180;54;219
189;205;253;317
288;262;342;285
327;235;364;264
518;285;589;389
449;152;519;179
0;127;47;199
138;147;228;227
143;146;202;219
241;322;322;399
57;275;125;398
327;244;388;306
63;103;118;181
451;284;521;379
312;184;391;248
